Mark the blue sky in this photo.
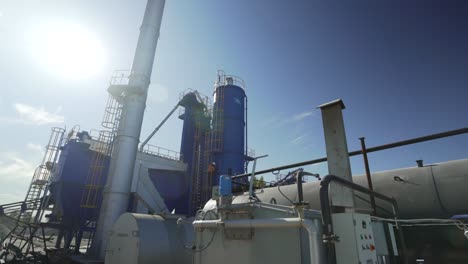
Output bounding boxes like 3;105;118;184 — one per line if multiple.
0;0;467;203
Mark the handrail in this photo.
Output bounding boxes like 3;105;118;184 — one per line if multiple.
140;143;181;161
319;175;408;264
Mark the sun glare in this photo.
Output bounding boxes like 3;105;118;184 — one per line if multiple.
30;23;106;80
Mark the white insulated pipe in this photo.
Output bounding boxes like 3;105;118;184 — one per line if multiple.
92;0;166;259
193;218;324;264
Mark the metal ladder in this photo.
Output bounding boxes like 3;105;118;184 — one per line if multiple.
195;85;226;211
205;86;225;154
80;95;122;208
190;113;204;214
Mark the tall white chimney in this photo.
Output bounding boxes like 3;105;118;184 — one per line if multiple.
91;0;166;258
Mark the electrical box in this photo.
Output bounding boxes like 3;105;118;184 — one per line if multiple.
332;213;378;264
372;221;399;263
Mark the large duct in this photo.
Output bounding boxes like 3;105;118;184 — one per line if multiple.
92;0;166;258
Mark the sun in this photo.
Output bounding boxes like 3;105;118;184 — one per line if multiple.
30;22;106;80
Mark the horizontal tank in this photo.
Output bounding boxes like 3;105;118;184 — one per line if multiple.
105;213;193;264
230;159;468;219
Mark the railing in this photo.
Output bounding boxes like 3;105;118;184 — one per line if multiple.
140;144;181;161
319;175;408;264
214;70;246;90
25;127;65;222
109;69;149;87
109;70;132;86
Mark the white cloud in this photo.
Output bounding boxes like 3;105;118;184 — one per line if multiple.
259;115;292;128
293;110;315;121
0;152;38;204
0;153;36;179
290;135;304;145
11;103;64;125
260;110;316;129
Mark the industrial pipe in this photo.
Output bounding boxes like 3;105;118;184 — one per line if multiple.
139;102;180;151
296;170;304;204
232;127;468;179
193;217;323;264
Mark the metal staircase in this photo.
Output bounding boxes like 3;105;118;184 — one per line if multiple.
0;127;65;263
25;127;65;223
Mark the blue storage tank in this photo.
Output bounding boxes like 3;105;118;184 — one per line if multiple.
219;174;232;196
211;75;247;187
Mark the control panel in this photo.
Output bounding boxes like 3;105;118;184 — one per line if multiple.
332;213;378;264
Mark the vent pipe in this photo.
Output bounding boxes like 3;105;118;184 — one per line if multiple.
318;99;354;208
416;160;424;167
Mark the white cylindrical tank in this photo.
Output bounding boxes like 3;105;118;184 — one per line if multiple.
105;213;192;264
231;159;468;219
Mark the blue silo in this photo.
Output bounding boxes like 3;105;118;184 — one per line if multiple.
210;75;247;187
